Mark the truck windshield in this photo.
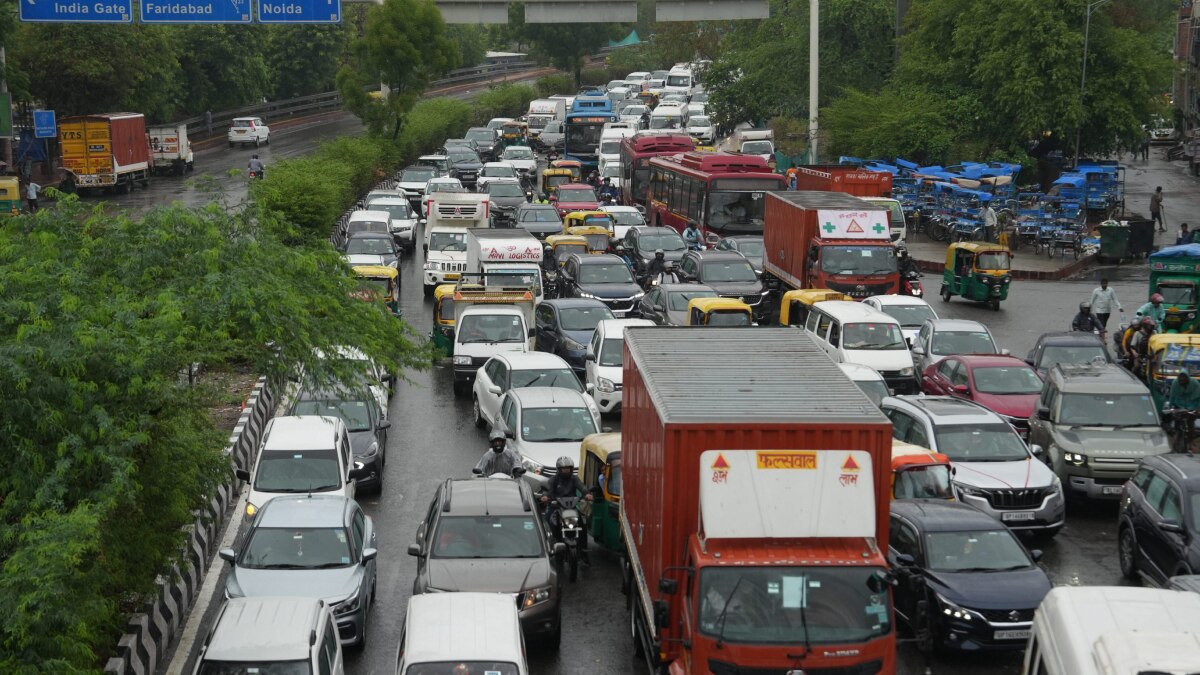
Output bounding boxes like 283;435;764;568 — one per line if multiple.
932;424;1029;462
707;191;767;236
1157;283;1197;306
741;141;773;155
698;567;891;645
1057;393;1159;427
457;314;526;344
198;661;309;675
600;140;622;155
842;323;906;350
820;246;897;276
429;232;467;252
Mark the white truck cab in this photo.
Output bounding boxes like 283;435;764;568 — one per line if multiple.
451;281;535;397
423;192;489;295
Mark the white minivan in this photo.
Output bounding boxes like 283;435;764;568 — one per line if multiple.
195;597;343;675
395;593;528;675
586;318;653;414
804;300;918;394
238;416;365;519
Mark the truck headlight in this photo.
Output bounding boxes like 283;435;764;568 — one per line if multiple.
1064;452;1087;467
424;261;438;271
453;355;473;366
899;367;914;376
597;377;616;393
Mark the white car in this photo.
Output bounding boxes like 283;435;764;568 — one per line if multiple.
600;205;646;240
475;162;520;191
863;295;939;345
498;145;537;175
620;105;649;128
227;117;269;148
307;346;391;420
239;416;363;519
364;196;419;251
472;352;599;430
585;318;653;414
492;387;600;490
686;115;715;145
685;102;706;119
838;362;889;408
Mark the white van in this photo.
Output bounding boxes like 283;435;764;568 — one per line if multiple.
804;301;916;393
838;362;889;407
1023;586;1200;675
586;318;654;414
395;593;529;675
238;416;364;519
625;71;650;91
648;106;684;131
665;66;694;95
195;597;343;675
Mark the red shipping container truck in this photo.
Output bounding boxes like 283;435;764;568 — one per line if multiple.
621;327;896;675
59;113;151;194
763;191;900;299
793;165;893;197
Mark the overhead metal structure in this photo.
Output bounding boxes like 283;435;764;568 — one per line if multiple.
432;0;770;23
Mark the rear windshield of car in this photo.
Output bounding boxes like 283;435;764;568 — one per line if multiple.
292;399;372;432
231;119;255;128
559;306;614;331
431;516;543;558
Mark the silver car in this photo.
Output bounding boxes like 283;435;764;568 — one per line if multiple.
492;387;600;490
910;318;1002;374
221;494;378;647
881;395;1064;538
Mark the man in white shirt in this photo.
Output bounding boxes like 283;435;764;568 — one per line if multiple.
1089;277;1122;331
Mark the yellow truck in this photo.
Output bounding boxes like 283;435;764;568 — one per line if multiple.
59;113;151;194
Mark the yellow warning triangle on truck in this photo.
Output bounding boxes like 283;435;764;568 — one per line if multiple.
846;219;865;233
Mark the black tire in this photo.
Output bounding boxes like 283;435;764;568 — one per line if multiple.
1118;526;1139;580
473;396;487;429
422;284;434;298
228;141;234;149
990;299;1000;311
630;600;645;658
941;287;952;303
546;615;562;650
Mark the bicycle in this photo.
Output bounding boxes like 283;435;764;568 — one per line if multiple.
1163;407;1200;453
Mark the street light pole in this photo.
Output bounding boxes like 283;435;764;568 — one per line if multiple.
1074;0;1112;166
809;0;819;164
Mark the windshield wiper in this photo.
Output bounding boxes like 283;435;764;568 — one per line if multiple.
537;437;584;442
308;562;352;569
1111;423;1155;430
255;563;309;569
714;576;745;649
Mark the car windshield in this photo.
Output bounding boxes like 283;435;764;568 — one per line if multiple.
431;516;544;558
971;366;1042;395
368;202;412;219
1057;393;1159;427
254;449;341;493
345;238;393;256
511;368;583;391
579;263;634;284
649;115;680;130
457;314;526;344
691;93;709;102
429;182;465;193
669;289;718;311
609;211;644;227
559;306;614;331
842;323;907;351
489;183;524;197
976;252;1011;270
429;232;467;252
198;662;308;675
931;330;996;356
405;664;519;675
877;303;936;328
698;567;891;644
400;167;436;183
466;129;493;143
689;116;712;127
521;406;598;442
599;140;622;155
447;150;478;164
933;424;1030;462
708;191;768;235
925;530;1031;572
742;141;773;155
625;106;647;116
482;165;516;177
854;379;889;407
729;239;763;257
544;121;562;133
503;147;534;159
521;208;561;223
820;246;898;276
602;165;620;179
599;338;624;367
239;526;352;570
558;188;597;203
292;399;372;432
638;232;686;252
701;260;758;283
347;221;388;235
1038;345;1108;370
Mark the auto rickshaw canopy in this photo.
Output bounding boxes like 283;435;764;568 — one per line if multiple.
544;234;590;266
944;241;1013;272
778;289;851;326
891;441;953;501
550;159;583;182
433;284;457;322
565;223;614;253
580;432;622;503
688;297;754;326
564;210;616;233
541;168;574;195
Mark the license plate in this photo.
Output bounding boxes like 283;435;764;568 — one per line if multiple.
444;273;461;280
1102;485;1123;495
1002;511;1035;522
235;130;245;134
994;629;1031;640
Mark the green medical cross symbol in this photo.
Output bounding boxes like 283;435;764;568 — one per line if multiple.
822;222;836;234
872;223;886;234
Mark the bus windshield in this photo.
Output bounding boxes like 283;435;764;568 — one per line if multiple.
707;191;768;236
565;123;605;156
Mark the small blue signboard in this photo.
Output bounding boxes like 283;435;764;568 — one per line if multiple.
19;0;133;23
255;0;340;23
140;0;251;23
33;110;57;139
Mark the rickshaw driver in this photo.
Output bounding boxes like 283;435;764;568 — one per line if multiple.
955;249;974;281
1169;371;1200;411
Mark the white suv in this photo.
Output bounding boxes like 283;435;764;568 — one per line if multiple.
194;597;343;675
586;318;653;414
227;117;270;148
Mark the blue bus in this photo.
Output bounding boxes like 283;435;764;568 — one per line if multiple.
564;95;618;173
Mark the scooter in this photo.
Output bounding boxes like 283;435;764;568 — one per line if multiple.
902;270;923;298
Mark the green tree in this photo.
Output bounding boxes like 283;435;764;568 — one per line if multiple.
337;0;460;138
177;25;272;114
508;3;623;86
264;25;351;100
447;24;488;67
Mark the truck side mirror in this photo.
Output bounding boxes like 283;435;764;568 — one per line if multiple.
234;468;251;482
658;578;678;595
407;543;424;557
911;345;924;356
1035;407;1050;421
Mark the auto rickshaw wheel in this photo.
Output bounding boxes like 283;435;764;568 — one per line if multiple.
990;299;1000;311
940;286;952;302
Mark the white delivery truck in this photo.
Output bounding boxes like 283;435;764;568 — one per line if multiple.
465;228;545;302
727;127;775;164
451;278;536;397
148;124;194;176
664;66;694;96
526;98;567;137
423;193;489;296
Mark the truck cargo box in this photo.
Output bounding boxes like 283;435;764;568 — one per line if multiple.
794;165;893;197
60;113;151;190
763;190;891;292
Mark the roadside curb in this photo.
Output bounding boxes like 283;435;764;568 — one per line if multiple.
913;254;1095;282
102;377;275;675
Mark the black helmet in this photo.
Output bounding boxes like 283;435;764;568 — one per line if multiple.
655;248;665;257
1079;302;1091;313
252;154;259;159
555;456;574;472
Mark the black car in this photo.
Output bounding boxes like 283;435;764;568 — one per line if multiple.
1119;454;1200;584
622;226;687;275
1024;331;1115;378
466;126;498;162
678;250;768;318
289;382;391;493
446;148;483;188
712;235;765;275
889;500;1051;652
559;254;644;317
516;203;564;241
533;298;614;372
485;180;527;226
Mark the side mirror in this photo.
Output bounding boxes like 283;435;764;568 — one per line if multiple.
407;543;424;557
1000;348;1011;356
527;327;536;338
894;553;916;567
585;382;595;393
911;345;925;356
348;466;369;481
653;599;670;628
488;385;502;396
659;578;678;595
1036;407;1050;421
219;548;237;563
1029;549;1043;563
1161;520;1186;534
906;337;913;349
377;420;391;430
234;468;251;482
952;384;969;395
362;547;378;563
585;352;596;362
1030;444;1045;457
472;467;483;475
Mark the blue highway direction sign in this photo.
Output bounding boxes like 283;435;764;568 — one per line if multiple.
141;0;251;23
20;0;133;22
256;0;341;23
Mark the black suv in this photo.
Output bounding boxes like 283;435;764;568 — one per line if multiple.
678;250;768;318
1118;454;1200;584
409;478;563;645
621;226;686;274
559;253;644;317
446;147;483;188
465;126;498;162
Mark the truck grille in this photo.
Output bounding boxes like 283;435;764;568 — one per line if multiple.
436;204;480;218
984;487;1049;510
708;659;882;675
827;281;894;299
441;262;467;272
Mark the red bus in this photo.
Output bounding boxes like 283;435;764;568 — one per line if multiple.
647;151;785;239
618;133;695;210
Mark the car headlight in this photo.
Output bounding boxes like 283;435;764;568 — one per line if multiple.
1050;474;1062;490
360;442;379;458
632;291;644;299
522;456;545;475
899;367;914;376
955;483;988;500
453;355;473;366
334;589;361;616
1064;452;1087;467
521;585;553;609
577;291;597;300
936;593;981;622
597;377;616;393
388;260;399;269
562;337;586;351
424;261;438;271
245;502;259;518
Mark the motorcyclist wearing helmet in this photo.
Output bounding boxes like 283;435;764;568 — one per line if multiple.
538;456;594;557
1121;317;1157;371
599;177;619;203
1071;302;1102;333
646;249;668;277
475;429;524;477
1137;293;1167;325
896;244;920;279
248;154;265;179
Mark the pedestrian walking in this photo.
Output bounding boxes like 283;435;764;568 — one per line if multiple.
1151;186;1165;232
1090;277;1122;331
1141;129;1151;161
24;181;40;213
204;109;213;135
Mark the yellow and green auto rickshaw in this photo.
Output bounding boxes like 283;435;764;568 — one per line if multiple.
687;297;754;326
541;168;574;200
580;432;622;552
430;283;457;354
940;241;1013;311
351;265;401;317
777;289;851;327
565;224;614;254
1144;334;1200;411
499;120;528;148
545;234;589;268
563;210;616;234
550;159;583;183
0;177;20;215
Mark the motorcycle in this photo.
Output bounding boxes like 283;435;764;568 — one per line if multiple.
641;262;683;291
470;465;526;479
901;270;923;298
545;495;584;582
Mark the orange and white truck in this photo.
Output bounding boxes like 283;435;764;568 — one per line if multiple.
59;113;151;194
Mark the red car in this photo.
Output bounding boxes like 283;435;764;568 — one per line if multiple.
550;183;599;217
920;354;1043;439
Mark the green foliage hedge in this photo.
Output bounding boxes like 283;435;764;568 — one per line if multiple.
535;74;572;99
472;84;539;125
578;67;614;87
